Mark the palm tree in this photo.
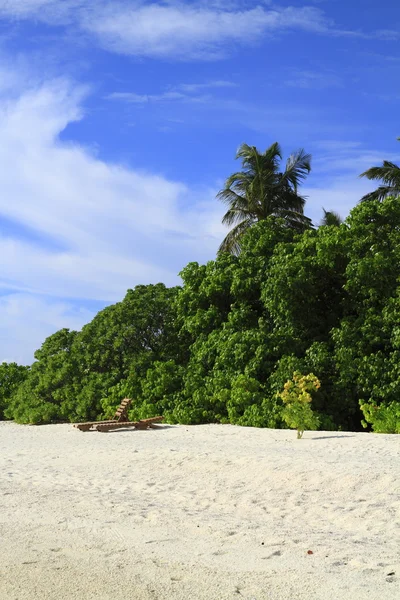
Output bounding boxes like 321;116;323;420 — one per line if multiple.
359;139;400;202
320;208;343;227
217;142;312;254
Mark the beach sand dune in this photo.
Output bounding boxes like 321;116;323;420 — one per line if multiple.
0;422;399;599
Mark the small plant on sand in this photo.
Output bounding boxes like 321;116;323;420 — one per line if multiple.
279;372;320;439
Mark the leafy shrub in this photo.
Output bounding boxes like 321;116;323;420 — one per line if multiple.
360;401;400;433
0;362;29;420
279;372;320;438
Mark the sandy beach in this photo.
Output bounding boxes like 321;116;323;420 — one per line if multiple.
0;422;399;600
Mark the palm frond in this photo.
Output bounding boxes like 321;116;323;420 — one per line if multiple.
218;219;253;255
360;186;400;203
277;209;313;231
223;171;253;189
236;142;282;168
222;208;254;227
282;149;312;191
261;142;283;169
273;187;307;214
217;187;246;206
360;162;400;186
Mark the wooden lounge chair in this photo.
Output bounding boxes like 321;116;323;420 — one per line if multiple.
95;416;164;432
73;397;133;431
73;398;163;432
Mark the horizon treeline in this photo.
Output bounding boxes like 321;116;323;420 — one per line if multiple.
2;196;400;433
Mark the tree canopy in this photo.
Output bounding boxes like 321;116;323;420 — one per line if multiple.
2;143;400;434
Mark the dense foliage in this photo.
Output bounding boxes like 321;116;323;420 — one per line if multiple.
3;197;400;433
0;362;29;419
5;284;181;424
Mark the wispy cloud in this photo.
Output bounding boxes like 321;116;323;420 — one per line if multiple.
359;51;400;63
80;3;331;60
175;80;236;93
0;1;397;60
0;70;227;362
285;70;343;89
0;78;226;299
0;1;366;61
0;0;85;23
0;293;94;365
311;140;400;174
304;139;400;225
374;29;400;41
106;91;188;104
106;80;235;104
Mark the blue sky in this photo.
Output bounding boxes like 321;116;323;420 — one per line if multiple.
0;0;399;364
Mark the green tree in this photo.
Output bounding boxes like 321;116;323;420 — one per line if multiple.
263;225;348;356
0;362;29;419
7;284;182;424
360;140;400;201
164;219;294;427
218;142;312;254
331;197;400;432
6;329;81;424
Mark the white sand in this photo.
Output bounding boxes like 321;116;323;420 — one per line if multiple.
0;422;399;600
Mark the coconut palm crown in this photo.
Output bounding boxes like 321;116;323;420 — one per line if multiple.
360;139;400;202
217;142;312;254
320;208;343;227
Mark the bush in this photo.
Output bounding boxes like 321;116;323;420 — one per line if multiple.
360;401;400;434
0;362;29;420
279;372;320;438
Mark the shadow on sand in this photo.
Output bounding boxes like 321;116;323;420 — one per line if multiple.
105;424;175;433
311;435;356;440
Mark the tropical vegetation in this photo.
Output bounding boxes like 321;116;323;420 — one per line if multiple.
217;142;312;254
1;141;400;434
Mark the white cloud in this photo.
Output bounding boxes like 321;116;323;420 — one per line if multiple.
81;4;329;60
0;72;227;363
0;1;332;60
0;293;94;365
304;141;400;224
0;0;85;23
0;0;395;60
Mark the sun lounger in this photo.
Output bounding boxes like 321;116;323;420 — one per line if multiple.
94;416;164;432
73;397;132;430
73;399;163;432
